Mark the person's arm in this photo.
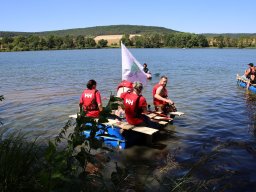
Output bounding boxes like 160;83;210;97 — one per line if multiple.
140;97;149;114
79;103;83;113
154;86;174;105
95;91;103;111
244;68;250;76
79;93;84;113
98;104;103;112
141;106;148;114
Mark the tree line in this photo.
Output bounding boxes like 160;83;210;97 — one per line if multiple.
0;33;256;51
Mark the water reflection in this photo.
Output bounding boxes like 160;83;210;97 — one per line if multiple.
2;49;256;190
244;91;256;136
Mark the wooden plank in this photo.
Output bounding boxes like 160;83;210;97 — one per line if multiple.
104;119;119;125
153;116;172;121
169;112;184;116
69;114;77;119
104;119;135;130
146;113;157;118
116;122;135;130
132;127;159;135
158;121;170;125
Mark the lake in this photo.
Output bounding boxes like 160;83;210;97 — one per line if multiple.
1;48;256;191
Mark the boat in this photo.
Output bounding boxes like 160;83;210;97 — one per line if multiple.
237;74;256;93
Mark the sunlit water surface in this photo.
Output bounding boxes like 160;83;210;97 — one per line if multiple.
1;48;256;191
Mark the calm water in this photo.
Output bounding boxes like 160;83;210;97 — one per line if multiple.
1;48;256;190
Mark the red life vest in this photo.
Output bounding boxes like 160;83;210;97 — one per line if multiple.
246;67;255;79
121;92;143;125
152;83;168;106
81;89;98;111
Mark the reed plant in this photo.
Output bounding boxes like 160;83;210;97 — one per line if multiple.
3;94;248;191
0;133;41;192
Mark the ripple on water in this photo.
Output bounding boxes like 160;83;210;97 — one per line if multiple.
1;49;256;190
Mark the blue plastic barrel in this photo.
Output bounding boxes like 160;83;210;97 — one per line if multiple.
82;123;126;149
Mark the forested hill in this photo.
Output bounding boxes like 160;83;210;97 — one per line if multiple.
0;25;178;37
202;33;256;38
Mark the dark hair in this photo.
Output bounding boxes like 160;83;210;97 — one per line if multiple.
248;63;254;67
143;63;147;67
160;75;168;80
87;79;97;89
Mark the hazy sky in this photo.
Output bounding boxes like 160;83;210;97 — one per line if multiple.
2;0;255;33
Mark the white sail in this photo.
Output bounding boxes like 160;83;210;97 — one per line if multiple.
121;42;147;85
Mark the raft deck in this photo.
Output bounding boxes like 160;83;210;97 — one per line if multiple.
103;114;172;145
69;112;174;145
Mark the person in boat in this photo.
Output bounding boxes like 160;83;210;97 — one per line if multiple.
244;63;256;89
143;63;152;79
120;81;160;128
116;80;133;97
79;79;103;118
244;63;255;80
247;66;256;88
153;75;177;114
143;63;149;73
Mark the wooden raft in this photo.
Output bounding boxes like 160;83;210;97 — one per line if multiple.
103;119;159;135
103;119;162;145
69;112;173;135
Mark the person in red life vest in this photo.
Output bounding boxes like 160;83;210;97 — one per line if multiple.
244;63;255;79
120;81;147;125
116;80;133;97
120;81;160;128
244;63;256;89
153;76;176;114
79;79;103;118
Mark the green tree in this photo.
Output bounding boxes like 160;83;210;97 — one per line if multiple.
163;33;176;47
84;37;96;48
62;35;75;49
120;34;132;46
97;39;108;48
131;35;144;48
186;35;199;48
214;35;225;48
142;33;154;48
197;35;209;47
27;35;40;50
150;33;163;48
76;35;85;49
46;35;56;49
39;38;48;50
11;36;28;51
1;36;13;44
53;36;63;49
174;33;192;48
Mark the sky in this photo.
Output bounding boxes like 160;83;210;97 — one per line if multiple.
1;0;256;34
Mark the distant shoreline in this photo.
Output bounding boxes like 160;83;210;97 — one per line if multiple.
1;32;256;52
